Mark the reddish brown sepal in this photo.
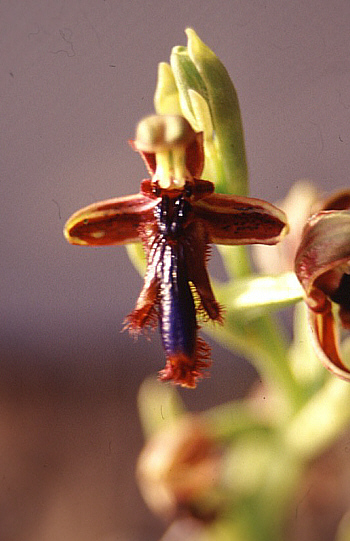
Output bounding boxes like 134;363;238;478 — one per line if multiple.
64;193;158;246
193;193;288;245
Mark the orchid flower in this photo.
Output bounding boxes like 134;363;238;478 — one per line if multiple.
64;114;288;388
295;190;350;381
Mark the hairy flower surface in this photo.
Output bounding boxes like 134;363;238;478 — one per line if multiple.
64;114;288;387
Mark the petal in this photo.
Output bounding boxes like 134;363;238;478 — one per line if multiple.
64;193;158;246
308;308;350;381
185;132;205;178
322;189;350;211
129;141;157;176
124;232;163;333
193;193;288;245
295;210;350;311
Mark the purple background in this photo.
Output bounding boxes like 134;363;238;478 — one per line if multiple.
1;1;349;540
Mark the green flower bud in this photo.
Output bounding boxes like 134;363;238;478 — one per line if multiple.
154;62;182;115
166;29;248;196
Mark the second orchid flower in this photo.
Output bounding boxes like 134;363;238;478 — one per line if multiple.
295;191;350;381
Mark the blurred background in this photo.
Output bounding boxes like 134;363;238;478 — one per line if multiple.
1;1;349;539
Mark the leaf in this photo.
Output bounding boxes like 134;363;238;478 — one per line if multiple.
214;272;303;320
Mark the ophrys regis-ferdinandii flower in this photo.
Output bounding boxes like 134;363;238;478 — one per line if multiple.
64;114;288;388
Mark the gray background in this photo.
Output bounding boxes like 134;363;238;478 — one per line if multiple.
1;1;349;540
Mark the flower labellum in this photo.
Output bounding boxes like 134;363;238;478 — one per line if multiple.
295;191;350;381
64;115;288;388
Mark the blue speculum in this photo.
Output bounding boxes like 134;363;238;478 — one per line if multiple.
156;197;197;361
159;243;197;360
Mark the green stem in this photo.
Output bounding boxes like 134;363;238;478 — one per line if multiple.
218;244;252;279
203;400;272;441
285;376;350;460
250;315;303;410
205;312;302;411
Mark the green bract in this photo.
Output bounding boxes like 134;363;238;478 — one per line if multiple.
155;28;248;196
